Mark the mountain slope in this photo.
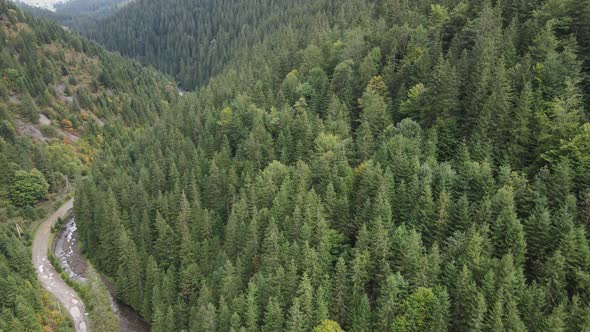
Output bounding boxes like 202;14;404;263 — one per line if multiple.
0;1;174;329
15;0;130;32
76;0;348;89
53;0;130;17
75;0;590;331
1;0;175;204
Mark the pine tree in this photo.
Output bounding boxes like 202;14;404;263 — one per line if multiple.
491;187;526;266
315;283;330;326
559;225;590;294
545;304;566;332
503;299;526;332
509;82;534;168
369;216;391;290
287;298;305;332
297;273;315;331
20;93;40;124
543;251;567;307
245;281;259;332
524;196;553;277
355;120;374;163
424;57;459;128
350;292;371;332
261;219;281;275
449;194;471;235
414;176;437;245
98;189;122;274
116;227;142;310
230;312;243;332
359;86;389;135
152;307;166;332
392;226;425;287
519;282;547;332
332;257;349;326
154;212;178;269
202;303;217;332
376;273;408;331
142;256;159;321
165;305;176;332
434;189;450;243
331;60;356;108
262;298;284;332
453;265;487;331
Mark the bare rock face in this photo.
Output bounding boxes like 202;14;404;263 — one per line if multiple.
39;113;51;125
54;83;73;103
15;119;48;142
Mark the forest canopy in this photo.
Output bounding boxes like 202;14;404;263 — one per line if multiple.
70;0;590;331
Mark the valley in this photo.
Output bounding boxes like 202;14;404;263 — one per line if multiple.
3;0;590;330
18;0;64;11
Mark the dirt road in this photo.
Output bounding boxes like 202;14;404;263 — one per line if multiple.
32;198;89;332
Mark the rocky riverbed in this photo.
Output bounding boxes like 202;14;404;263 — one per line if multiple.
54;217;150;332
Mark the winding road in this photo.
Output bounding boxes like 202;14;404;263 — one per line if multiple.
32;198;89;332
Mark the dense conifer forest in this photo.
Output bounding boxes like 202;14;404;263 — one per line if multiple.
15;0;129;32
3;0;590;330
75;0;349;89
65;0;590;331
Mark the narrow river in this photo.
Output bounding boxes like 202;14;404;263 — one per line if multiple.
54;217;150;332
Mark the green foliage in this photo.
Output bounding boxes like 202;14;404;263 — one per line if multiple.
84;267;119;332
0;0;174;210
9;169;49;207
53;261;119;332
0;225;71;331
0;0;174;330
20;93;40;124
70;0;345;90
17;0;590;331
313;320;345;332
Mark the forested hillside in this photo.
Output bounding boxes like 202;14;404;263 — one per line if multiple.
15;0;130;32
1;0;176;212
76;0;350;89
0;0;174;329
75;0;590;331
53;0;129;17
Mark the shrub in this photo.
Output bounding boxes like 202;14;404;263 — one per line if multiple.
9;169;49;207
